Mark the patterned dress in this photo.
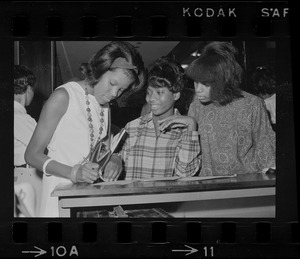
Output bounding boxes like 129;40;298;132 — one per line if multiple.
188;91;276;176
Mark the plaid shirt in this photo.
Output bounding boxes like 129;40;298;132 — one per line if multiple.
120;110;201;179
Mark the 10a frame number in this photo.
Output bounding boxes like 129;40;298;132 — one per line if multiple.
50;246;78;257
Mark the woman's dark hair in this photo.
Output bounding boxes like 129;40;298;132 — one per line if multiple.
186;41;243;105
79;41;146;92
147;56;186;93
251;66;276;96
174;87;195;115
14;65;36;95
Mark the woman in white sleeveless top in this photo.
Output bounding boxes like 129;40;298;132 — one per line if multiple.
25;41;146;217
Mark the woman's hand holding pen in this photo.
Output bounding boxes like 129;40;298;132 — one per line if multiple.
158;115;197;133
70;157;122;183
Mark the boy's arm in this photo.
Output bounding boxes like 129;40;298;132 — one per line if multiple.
14;114;37;147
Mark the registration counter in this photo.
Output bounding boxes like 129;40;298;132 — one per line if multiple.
51;173;275;218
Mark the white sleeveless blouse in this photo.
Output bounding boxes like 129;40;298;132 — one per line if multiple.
39;82;108;217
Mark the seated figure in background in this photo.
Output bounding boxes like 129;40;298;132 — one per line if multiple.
251;65;276;128
121;57;202;179
14;65;38;217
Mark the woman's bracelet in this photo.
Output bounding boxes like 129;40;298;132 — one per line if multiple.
70;164;81;183
42;158;54;175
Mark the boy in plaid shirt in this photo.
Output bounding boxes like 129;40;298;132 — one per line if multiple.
120;57;201;179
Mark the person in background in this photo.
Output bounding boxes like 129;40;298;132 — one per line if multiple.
251;65;276;129
186;41;275;176
14;65;37;217
14;65;37;168
121;57;201;179
25;41;146;217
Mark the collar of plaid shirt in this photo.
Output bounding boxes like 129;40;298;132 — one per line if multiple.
140;108;181;124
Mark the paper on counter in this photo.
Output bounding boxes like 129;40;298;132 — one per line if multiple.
93;174;237;185
177;174;237;181
93;179;137;186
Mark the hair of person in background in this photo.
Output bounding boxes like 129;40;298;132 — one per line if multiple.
79;41;146;93
251;65;276;99
14;65;36;95
185;41;244;106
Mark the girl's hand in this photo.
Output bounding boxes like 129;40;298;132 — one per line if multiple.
158;115;197;132
102;154;122;182
76;163;99;183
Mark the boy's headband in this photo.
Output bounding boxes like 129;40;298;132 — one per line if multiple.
110;57;138;73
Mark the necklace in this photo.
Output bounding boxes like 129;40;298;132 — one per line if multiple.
84;87;105;152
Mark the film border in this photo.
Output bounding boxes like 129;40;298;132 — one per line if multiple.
0;0;298;258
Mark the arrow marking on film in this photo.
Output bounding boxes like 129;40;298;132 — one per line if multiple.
22;246;47;257
172;245;198;256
